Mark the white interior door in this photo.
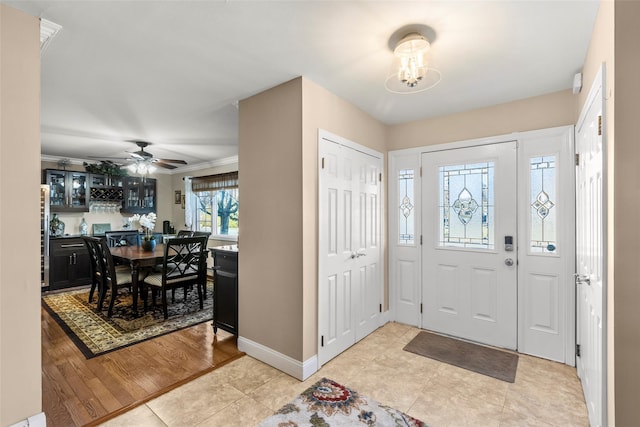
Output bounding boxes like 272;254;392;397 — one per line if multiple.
422;142;518;349
318;133;382;366
576;66;606;427
354;153;382;341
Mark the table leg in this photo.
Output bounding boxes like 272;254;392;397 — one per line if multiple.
131;262;139;315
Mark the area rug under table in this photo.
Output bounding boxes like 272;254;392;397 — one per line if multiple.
259;377;429;426
42;281;213;359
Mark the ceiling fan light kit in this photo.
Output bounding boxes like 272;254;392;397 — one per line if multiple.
88;140;188;174
385;30;441;94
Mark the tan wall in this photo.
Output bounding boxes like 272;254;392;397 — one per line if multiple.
238;77;386;362
301;78;386;360
388;89;577;150
613;2;640;425
0;5;42;425
579;1;616;424
239;78;304;360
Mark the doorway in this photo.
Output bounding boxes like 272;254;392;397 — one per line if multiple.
389;126;575;363
421;142;518;349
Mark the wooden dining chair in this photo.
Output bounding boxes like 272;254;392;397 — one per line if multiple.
104;230;140;247
96;238;134;317
141;236;207;319
170;230;211;300
81;236;104;305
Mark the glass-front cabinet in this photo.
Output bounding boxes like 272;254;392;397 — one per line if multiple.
89;173;125;188
122;176;156;214
45;169;89;212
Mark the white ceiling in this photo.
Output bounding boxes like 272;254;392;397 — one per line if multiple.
5;0;599;172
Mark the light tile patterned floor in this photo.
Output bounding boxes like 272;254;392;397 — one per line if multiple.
99;322;589;427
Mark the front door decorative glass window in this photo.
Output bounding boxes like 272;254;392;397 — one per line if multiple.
529;156;557;253
439;162;494;249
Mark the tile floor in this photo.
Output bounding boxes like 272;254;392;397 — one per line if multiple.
99;322;589;426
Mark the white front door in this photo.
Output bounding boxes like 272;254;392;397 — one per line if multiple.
318;133;382;366
576;66;606;427
422;142;518;349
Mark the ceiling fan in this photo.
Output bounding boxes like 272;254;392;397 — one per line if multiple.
90;140;188;170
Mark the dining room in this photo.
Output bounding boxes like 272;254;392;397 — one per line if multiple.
39;158;242;426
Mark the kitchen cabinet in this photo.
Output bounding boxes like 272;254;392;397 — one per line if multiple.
45;169;89;212
88;173;125;188
49;237;92;290
122;176;156;214
88;174;124;204
210;246;238;335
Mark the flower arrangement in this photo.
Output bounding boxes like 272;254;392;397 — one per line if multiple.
128;213;157;240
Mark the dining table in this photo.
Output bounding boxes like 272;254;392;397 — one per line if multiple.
109;243;165;314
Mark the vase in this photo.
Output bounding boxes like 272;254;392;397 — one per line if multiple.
141;238;156;252
49;213;65;237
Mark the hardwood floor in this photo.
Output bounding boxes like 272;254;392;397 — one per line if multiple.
41;304;244;427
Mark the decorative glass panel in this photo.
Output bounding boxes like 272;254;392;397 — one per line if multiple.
530;156;557;253
398;169;414;245
439;162;494;249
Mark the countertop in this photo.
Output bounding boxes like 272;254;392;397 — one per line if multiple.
209;245;238;253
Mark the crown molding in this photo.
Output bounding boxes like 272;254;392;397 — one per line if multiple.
174;156;238;174
40;154;239;175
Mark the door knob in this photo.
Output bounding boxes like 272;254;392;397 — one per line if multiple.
504;258;514;266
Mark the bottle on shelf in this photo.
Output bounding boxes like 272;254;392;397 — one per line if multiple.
79;217;88;236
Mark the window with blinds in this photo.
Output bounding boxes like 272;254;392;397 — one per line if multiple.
192;172;238;239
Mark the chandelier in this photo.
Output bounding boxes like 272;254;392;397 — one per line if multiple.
385;32;441;94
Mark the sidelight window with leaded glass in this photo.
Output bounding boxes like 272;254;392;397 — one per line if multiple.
530;156;557;253
439;162;494;249
398;169;415;245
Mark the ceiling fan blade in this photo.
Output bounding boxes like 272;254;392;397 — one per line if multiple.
153;161;178;170
129;152;147;160
157;158;188;164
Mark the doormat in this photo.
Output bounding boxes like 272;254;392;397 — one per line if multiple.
42;281;213;359
403;331;518;383
258;377;430;426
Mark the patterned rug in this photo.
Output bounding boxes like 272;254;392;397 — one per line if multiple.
42;281;213;359
258;378;429;426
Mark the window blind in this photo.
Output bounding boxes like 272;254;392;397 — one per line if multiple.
191;171;238;192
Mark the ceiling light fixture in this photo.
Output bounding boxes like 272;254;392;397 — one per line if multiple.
128;161;157;175
384;31;441;94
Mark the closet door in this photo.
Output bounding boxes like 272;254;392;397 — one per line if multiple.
318;133;382;366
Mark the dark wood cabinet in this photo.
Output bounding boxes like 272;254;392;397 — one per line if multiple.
122;176;156;214
45;170;89;212
49;237;92;290
210;246;238;335
88;174;125;205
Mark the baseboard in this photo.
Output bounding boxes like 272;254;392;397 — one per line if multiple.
8;412;46;427
238;336;318;381
379;310;390;326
